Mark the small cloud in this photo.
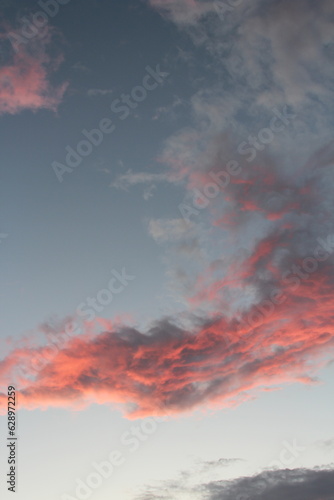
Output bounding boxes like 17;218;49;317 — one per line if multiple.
152;95;184;120
143;185;157;200
200;457;243;471
148;218;195;243
110;169;171;198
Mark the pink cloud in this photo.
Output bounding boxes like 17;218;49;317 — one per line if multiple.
0;29;67;115
0;261;333;419
1;130;334;419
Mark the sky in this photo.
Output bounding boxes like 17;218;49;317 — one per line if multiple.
0;0;334;499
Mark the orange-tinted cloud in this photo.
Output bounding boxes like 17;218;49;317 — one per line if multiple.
2;129;334;419
0;260;333;418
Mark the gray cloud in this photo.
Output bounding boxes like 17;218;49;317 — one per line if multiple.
110;169;171;190
145;0;334;315
148;218;196;243
136;467;334;500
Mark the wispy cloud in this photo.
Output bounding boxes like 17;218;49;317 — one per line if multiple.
110;169;171;193
135;456;243;499
148;218;195;243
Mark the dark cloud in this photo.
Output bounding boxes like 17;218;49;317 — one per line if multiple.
136;467;334;500
205;468;334;500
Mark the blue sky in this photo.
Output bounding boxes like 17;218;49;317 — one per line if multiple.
1;1;334;499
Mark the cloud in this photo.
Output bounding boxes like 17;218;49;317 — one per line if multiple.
148;218;195;243
0;251;334;417
110;169;172;197
198;457;243;472
148;0;334;134
0;28;67;115
135;456;243;499
147;0;216;25
135;467;334;500
145;0;334;311
152;96;184;121
236;0;334;109
0;1;334;420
